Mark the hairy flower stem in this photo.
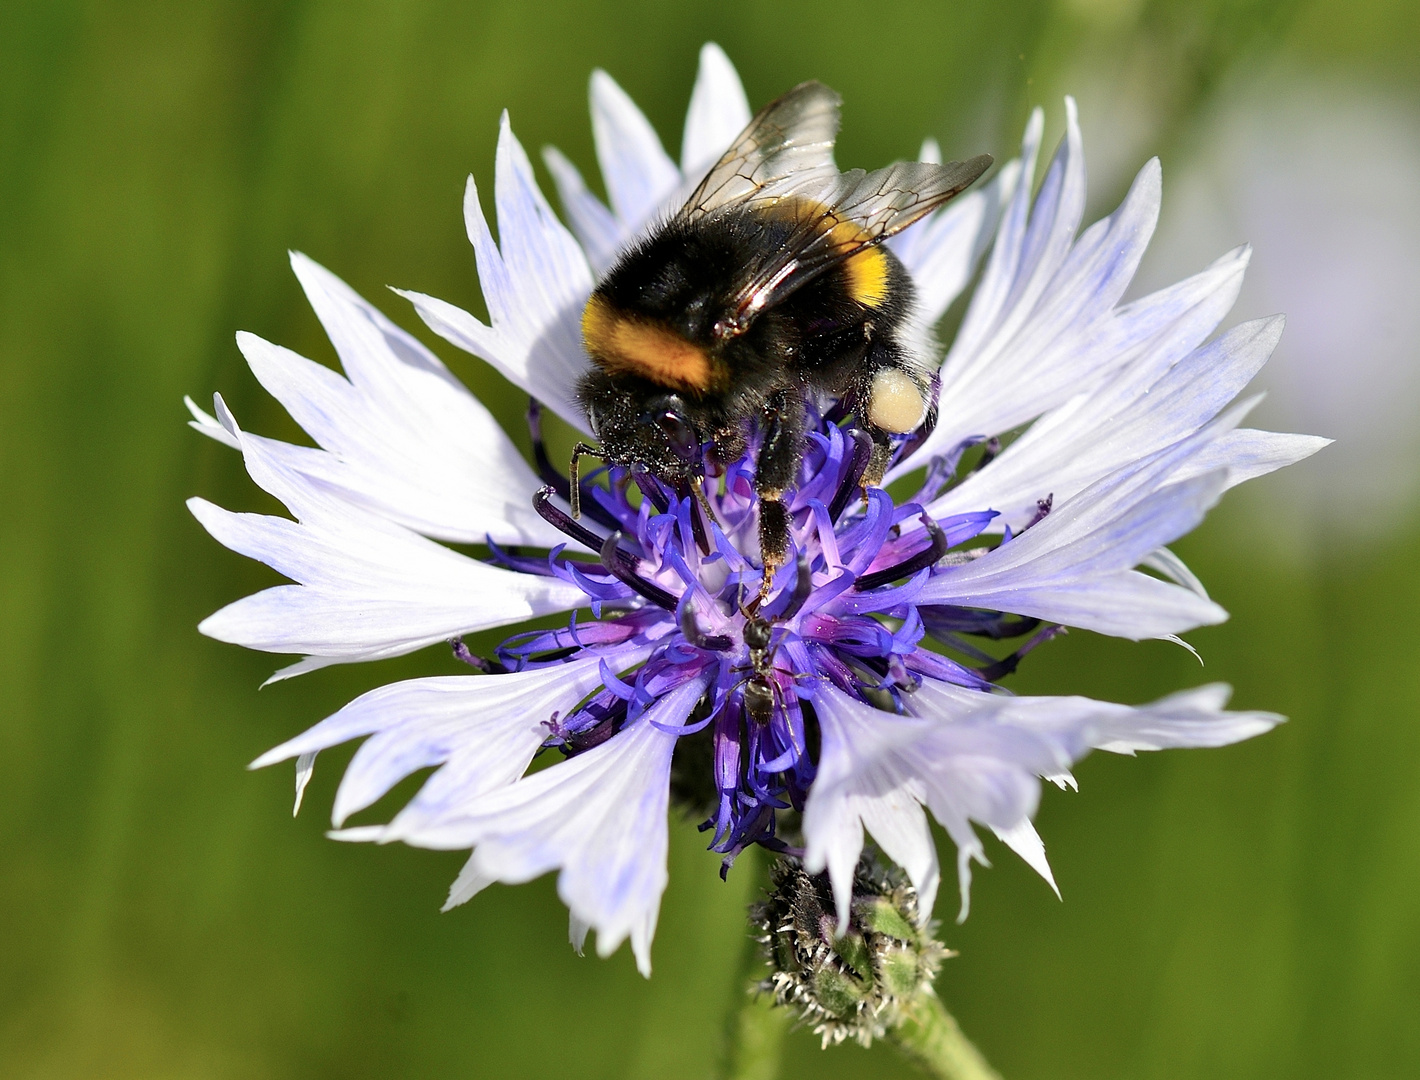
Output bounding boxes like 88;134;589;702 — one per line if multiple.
890;995;1002;1080
721;851;790;1080
723;989;791;1080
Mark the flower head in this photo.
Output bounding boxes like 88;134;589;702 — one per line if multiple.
189;44;1326;976
754;855;950;1048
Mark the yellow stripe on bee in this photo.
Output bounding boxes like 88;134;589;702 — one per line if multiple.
763;199;892;307
582;295;717;392
844;246;889;307
818;212;889;308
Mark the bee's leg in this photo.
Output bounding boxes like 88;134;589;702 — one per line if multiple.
861;430;894;490
862;363;929;488
567;442;603;519
755;388;806;603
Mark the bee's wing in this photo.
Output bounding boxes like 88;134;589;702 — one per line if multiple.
679;81;843;219
720;155;993;331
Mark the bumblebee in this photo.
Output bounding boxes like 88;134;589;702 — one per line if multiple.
576;81;991;594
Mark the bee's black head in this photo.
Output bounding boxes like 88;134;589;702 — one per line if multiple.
577;369;707;477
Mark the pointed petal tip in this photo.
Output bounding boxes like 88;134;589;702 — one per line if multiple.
326;825;387;843
292;751;317;816
1138;155;1163;189
209;392;239;437
1161;634;1206;666
993;819;1060;899
541;143;570;170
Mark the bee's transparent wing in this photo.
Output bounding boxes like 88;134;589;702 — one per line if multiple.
720;155;994;332
679;81;843;218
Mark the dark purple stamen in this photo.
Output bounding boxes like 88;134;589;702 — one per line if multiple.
600;531;679;611
780;554;814;620
526;399;570;499
855;516;949;591
449;636;509;674
973;435;1002;472
674;476;713;555
679;603;733;652
920;606;1042;641
632;466;671;513
827;429;874;521
1023;493;1053;530
533;486;611;555
976;623;1068;682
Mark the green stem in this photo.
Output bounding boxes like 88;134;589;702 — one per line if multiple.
719;847;788;1080
723;987;792;1080
889;994;1003;1080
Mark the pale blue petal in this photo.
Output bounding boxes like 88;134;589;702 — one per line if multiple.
403;116;594;432
805;685;1063;926
215;255;561;547
680;42;751;181
590;69;681;234
384;677;709;978
899;101;1173;478
189;398;583;674
919;416;1245;638
928;251;1256;529
542;145;624;274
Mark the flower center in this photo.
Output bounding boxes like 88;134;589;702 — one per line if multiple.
474;407;1058;864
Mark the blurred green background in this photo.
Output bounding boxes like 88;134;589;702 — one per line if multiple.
2;1;1418;1077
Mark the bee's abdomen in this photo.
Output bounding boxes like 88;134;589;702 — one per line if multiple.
582;293;722;393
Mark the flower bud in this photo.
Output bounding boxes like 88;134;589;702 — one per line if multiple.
752;855;952;1047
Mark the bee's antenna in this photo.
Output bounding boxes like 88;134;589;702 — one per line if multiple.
568;442;603;519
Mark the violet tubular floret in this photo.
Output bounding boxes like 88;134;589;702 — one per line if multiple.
499;413;1034;857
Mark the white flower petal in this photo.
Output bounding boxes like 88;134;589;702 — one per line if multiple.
909;677;1282;760
191;396;583;676
444;854;498;912
1174;427;1332;488
918;409;1251;638
542;145;624;275
802;691;939;929
680;42;752;181
250;655;633;833
990;818;1059;898
891;159;1018;325
897;101;1168;478
926;252;1255;528
383;676;710;977
897;678;1277;903
403;115;595;432
185;394;240;448
1086;685;1284;755
804;685;1063;926
590;69;682;235
1140;546;1210;600
216;255;562;547
569;912;592;954
292;752;317;817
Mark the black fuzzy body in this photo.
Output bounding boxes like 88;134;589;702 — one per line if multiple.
577;207;926;483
